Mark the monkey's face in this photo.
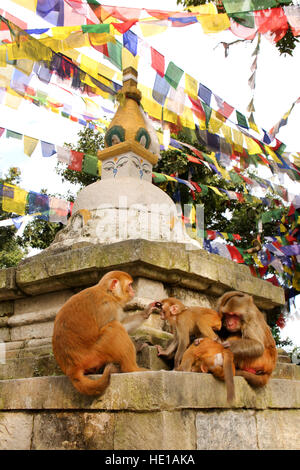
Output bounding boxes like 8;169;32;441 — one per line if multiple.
125;281;135;301
224;314;241;332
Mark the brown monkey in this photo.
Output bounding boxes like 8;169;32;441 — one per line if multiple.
155;297;222;369
218;291;277;387
52;271;154;396
178;337;235;403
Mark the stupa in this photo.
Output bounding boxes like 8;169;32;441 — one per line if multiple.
49;67;199;252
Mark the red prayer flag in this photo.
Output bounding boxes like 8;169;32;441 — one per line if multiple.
68;151;84;171
254;8;288;43
226;245;244;263
151;47;165;77
112;19;138;33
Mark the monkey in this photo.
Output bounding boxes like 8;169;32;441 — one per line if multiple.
217;291;277;387
177;337;235;403
52;271;155;396
154;297;222;369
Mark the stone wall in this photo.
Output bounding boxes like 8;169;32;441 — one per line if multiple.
0;371;300;450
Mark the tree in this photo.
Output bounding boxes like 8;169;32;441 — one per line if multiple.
20;128;105;251
176;0;299;56
0;167;28;268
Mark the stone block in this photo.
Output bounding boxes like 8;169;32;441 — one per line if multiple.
0;268;23;300
0;301;14;317
32;412;115;450
0;412;33;450
137;345;171;370
196;410;258;450
114;410;196;450
272;362;300;380
0;327;10;342
10;321;54;342
257;410;300;449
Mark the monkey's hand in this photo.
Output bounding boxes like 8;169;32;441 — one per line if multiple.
142;302;156;319
156;345;164;356
221;340;231;348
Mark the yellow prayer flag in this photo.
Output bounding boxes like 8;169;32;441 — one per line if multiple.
244;135;262;155
232;129;244;152
51;26;81;39
180;106;195;129
264;145;282;164
252;254;263;267
2;184;28;216
198;14;230;34
5;87;22;110
80;55;100;78
248;114;259;133
98;160;102;176
11;0;37;11
0;45;6;67
139;21;168;37
122;48;139;70
24;135;39;157
208;186;224;197
198;117;206;130
208;117;223;134
8;38;52;61
221;124;233;144
163;107;178;125
190;3;218;14
139;84;162;120
220;232;229;240
184;73;198;100
98;63;116;81
88;33;115;46
156;132;164;145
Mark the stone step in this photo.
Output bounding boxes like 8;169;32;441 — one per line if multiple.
277;355;291;363
0;372;300;450
0;342;299;380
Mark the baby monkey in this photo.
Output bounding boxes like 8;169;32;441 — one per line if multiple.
178;337;236;403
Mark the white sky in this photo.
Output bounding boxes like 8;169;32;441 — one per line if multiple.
0;0;299;347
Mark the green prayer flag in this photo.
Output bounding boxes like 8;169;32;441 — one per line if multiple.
201;102;212;127
236;110;248;129
82;154;99;176
164;61;184;90
82;24;110;34
107;40;122;71
152;172;167;183
199;184;209;196
229;12;255;28
222;0;277;14
6;129;22;140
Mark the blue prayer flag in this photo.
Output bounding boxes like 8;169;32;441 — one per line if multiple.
123;30;138;56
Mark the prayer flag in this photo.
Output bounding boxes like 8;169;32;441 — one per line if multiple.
49;196;68;224
198;83;211;105
107;39;122;70
164;61;184;90
41;141;56;158
222;0;277;14
36;0;64;26
184;73;198;99
68;150;84;171
82;154;99;176
151;47;165;77
28;191;50;220
2;184;28;216
152;73;170;105
6;129;22;140
24;136;38;157
123;30;138;56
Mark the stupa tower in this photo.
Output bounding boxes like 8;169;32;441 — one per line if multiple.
49;66;199;251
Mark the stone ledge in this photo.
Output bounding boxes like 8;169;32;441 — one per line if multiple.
0;372;299;411
1;240;284;308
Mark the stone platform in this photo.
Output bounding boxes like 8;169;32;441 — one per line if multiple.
0;371;299;450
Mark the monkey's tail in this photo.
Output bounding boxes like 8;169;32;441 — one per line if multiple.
236;370;270;387
70;363;116;396
223;350;235;403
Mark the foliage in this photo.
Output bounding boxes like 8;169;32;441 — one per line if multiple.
55;127;104;189
0;168;28;268
154;129;285;250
